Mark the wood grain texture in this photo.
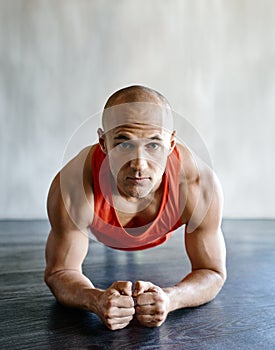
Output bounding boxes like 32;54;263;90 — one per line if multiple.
0;219;275;349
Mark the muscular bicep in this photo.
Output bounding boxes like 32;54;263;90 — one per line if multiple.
184;174;226;278
45;228;89;276
185;226;226;278
45;172;91;277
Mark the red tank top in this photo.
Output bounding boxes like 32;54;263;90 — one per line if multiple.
90;144;182;250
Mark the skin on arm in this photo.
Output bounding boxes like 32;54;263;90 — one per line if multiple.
133;171;226;328
44;149;135;330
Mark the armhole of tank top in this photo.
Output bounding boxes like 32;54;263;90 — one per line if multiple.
90;144;100;187
89;144;100;226
174;144;185;183
176;145;187;228
173;145;184;227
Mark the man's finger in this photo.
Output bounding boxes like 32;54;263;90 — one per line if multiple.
110;295;135;308
107;304;135;317
105;315;134;330
135;304;155;315
133;281;159;296
112;281;133;296
135;291;159;306
136;314;159;327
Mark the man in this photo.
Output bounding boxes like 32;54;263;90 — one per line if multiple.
45;85;226;330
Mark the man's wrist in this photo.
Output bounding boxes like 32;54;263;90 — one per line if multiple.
163;286;180;313
82;286;104;314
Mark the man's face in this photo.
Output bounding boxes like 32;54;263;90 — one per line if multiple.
99;103;175;200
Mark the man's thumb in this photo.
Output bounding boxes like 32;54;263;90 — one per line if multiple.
112;281;132;296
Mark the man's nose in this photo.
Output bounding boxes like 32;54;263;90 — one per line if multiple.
129;148;148;172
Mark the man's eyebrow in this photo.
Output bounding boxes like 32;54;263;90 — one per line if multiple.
113;134;164;141
114;134;130;141
149;135;164;141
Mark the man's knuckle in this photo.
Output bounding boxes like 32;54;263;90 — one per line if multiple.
127;315;134;322
104;306;114;318
109;324;117;331
155;294;164;302
105;319;113;328
157;306;165;315
104;311;110;319
106;297;116;307
155;315;164;322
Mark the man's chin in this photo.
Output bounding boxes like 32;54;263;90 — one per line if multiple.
125;186;153;200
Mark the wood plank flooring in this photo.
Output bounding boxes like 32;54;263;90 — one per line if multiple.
0;219;274;349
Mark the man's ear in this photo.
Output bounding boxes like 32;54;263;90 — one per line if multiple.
169;130;176;154
97;128;107;154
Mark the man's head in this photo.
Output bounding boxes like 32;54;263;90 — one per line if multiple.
97;85;176;200
102;85;172;129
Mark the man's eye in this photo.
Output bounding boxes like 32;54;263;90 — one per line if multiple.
117;142;133;150
146;142;160;150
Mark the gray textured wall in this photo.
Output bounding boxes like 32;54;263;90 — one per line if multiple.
1;0;274;219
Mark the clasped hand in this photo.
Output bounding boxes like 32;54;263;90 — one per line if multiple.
97;280;170;330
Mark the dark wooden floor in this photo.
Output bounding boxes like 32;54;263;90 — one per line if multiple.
0;219;275;349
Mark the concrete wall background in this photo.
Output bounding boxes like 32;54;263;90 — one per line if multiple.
1;0;274;219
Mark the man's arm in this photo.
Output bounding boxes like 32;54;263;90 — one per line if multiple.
163;227;226;310
45;166;135;330
134;172;226;327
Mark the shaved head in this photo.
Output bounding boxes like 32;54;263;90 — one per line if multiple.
102;85;173;132
104;85;171;109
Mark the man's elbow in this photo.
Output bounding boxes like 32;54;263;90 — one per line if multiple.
44;270;52;291
44;267;57;291
214;267;227;290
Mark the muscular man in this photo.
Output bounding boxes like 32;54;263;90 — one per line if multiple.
45;85;226;330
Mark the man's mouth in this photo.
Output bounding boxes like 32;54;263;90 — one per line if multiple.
126;176;150;182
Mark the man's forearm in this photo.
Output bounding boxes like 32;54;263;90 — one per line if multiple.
45;271;136;330
163;269;226;312
45;269;102;313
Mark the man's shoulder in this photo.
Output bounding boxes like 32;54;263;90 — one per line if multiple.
176;143;217;185
176;142;223;228
176;143;201;185
47;145;98;230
